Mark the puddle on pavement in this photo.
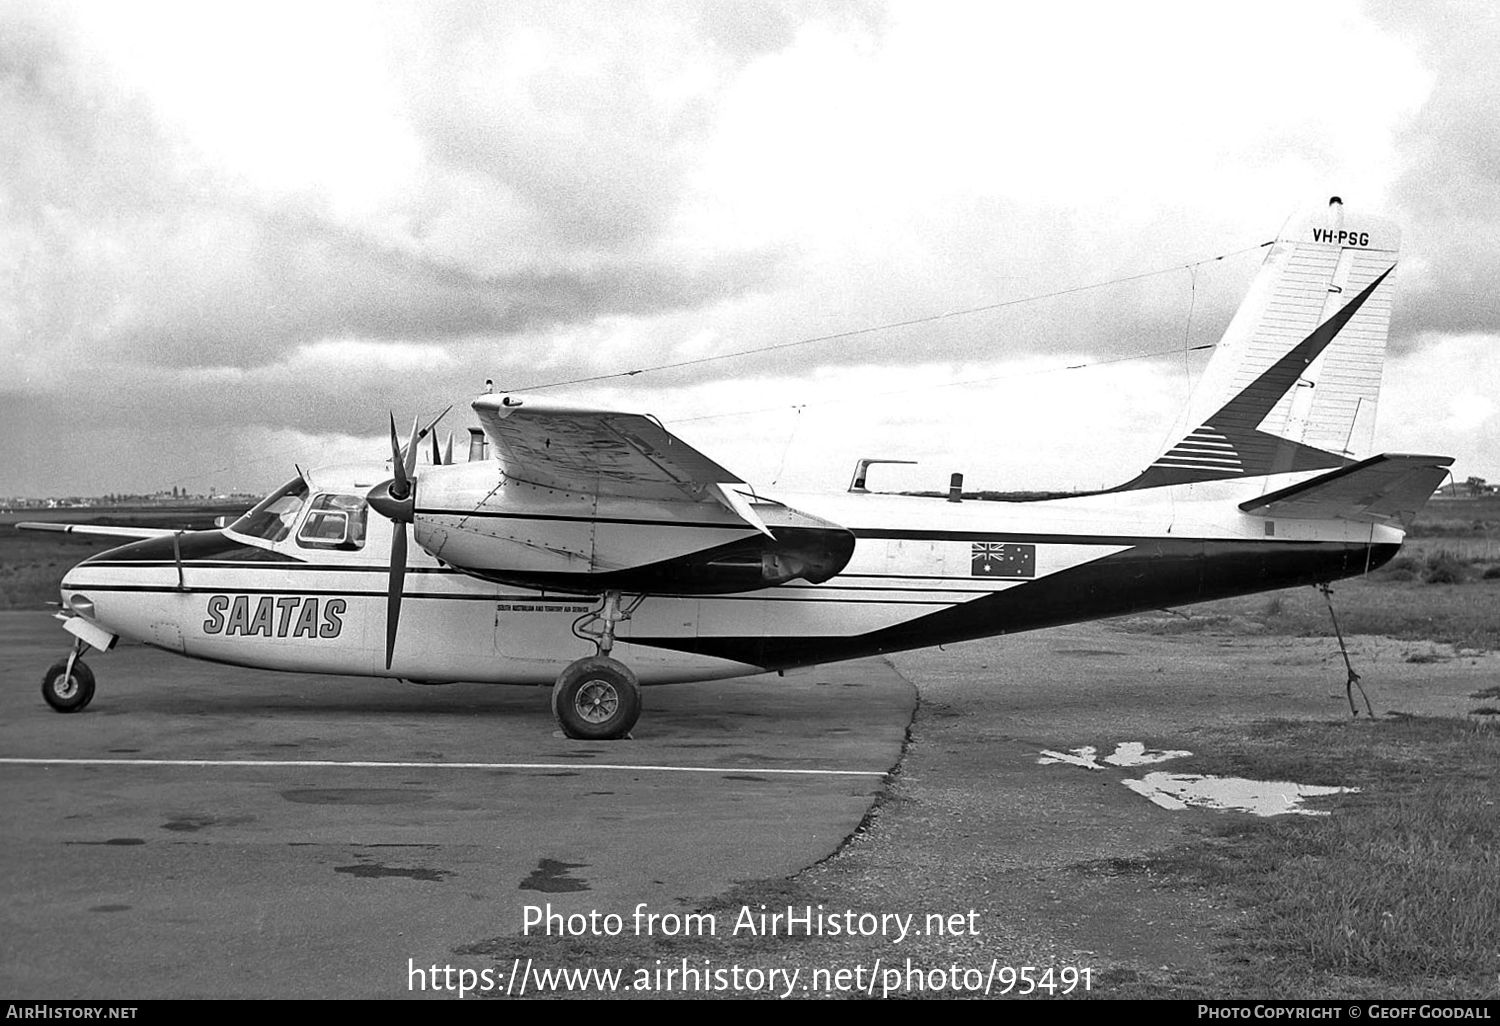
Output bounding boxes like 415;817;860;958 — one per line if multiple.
1038;741;1358;816
1120;772;1355;816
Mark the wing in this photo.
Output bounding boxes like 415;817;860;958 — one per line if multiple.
416;393;851;591
16;522;178;540
1238;453;1454;528
473;394;766;529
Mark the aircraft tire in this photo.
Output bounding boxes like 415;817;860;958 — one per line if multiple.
42;658;96;713
552;656;641;741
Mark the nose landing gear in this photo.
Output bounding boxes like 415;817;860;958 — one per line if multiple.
42;642;96;713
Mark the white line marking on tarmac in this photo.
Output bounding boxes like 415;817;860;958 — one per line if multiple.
0;757;886;777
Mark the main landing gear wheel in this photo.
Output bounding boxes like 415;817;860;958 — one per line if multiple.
42;658;96;713
552;656;641;741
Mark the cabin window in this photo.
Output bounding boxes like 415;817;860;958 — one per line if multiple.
296;494;369;551
229;478;309;543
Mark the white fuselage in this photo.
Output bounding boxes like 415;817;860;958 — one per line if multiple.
58;468;1403;688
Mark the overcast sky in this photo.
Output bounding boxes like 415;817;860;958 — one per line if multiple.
3;0;1497;499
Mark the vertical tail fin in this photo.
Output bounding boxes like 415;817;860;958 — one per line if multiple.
1116;197;1400;492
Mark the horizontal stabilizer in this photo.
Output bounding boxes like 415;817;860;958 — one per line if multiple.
1238;453;1454;527
16;522;178;540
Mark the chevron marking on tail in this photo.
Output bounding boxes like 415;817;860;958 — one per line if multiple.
1118;263;1393;492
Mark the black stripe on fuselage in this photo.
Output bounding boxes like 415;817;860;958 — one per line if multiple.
60;583;498;601
61;581;970;607
82;560;459;573
414;510;1292;547
79;528;1309;568
416;508;739;530
853;528;1213;545
624;538;1402;669
70;563;1030;591
72;532;1397;627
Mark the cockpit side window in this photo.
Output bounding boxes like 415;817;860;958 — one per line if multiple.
296;494;369;551
230;478;309;543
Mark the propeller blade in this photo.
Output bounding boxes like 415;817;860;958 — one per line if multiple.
407;406;452;453
385;521;408;669
403;415;421;481
392;406;453;466
388;413;410;499
425;405;453;438
443;432;454;466
431;427;442;466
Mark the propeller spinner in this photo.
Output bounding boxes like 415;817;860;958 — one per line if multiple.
366;408;449;669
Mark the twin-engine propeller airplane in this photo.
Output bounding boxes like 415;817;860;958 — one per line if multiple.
22;198;1453;740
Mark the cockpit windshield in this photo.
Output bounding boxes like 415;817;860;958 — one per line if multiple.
230;477;310;543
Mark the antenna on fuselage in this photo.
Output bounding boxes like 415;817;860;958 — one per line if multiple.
848;458;917;493
468;428;489;462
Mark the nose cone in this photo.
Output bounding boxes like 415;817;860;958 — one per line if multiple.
367;479;416;523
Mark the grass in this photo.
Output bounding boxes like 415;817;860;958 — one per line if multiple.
1123;560;1500;652
0;506;239;610
0;528;118;610
1409;494;1500;536
1420;553;1472;584
1404;538;1500;563
1091;717;1500;998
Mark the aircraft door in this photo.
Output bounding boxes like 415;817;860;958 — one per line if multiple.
491;596;597;668
884;538;952;578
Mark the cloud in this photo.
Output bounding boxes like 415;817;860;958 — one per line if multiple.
1;1;789;383
1370;0;1500;340
5;1;1496;497
568;355;1197;495
93;202;784;368
1377;332;1500;482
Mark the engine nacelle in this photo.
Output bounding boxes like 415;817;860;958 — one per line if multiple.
408;461;854;594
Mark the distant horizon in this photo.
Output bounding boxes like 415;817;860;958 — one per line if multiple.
2;490;262;509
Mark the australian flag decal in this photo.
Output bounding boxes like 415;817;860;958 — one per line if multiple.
971;542;1036;578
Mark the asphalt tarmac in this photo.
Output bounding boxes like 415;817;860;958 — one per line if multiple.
0;611;913;999
4;608;1495;999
